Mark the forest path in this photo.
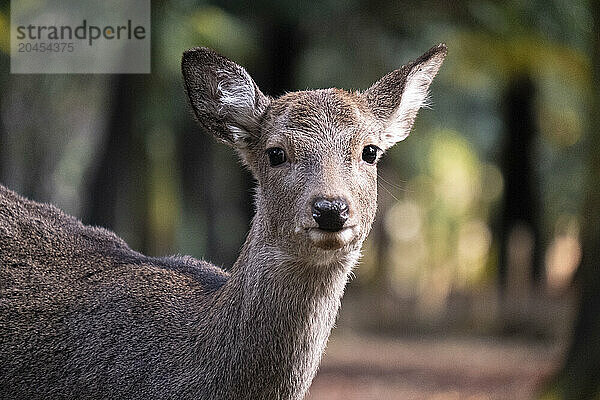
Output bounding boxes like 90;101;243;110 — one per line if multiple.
307;334;563;400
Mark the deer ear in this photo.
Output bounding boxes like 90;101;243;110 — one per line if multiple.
182;47;270;147
364;43;447;150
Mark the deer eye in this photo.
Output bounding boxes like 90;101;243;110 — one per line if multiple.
362;145;380;164
266;147;286;166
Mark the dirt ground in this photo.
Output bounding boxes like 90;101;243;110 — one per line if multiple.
306;334;564;400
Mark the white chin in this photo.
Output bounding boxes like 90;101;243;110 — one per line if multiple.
307;227;355;250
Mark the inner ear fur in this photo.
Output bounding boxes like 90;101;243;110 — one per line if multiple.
182;47;270;146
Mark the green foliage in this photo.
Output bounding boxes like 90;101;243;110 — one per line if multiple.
0;11;8;55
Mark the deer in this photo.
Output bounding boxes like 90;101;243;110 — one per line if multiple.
0;44;446;399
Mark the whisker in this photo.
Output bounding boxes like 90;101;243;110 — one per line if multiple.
377;181;401;202
377;173;409;190
377;174;412;203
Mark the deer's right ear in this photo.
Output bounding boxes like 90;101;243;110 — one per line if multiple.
182;47;270;146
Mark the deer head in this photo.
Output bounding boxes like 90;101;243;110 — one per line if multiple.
182;44;447;263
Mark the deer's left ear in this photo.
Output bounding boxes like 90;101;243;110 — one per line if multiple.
363;44;447;150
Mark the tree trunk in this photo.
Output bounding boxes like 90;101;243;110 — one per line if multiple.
554;1;600;398
498;74;544;291
83;74;149;252
177;117;220;261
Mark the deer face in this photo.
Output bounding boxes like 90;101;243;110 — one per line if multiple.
182;45;446;256
251;89;381;252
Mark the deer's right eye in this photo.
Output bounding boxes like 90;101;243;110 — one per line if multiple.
266;147;286;167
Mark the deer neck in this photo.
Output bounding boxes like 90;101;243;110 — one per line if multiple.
218;215;360;398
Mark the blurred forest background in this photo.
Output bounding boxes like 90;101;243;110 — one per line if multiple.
1;0;599;398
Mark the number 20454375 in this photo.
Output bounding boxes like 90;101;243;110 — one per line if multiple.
18;42;74;52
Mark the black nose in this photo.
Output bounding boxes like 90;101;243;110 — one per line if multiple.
312;198;349;232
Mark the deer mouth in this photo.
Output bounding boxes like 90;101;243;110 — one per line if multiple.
305;226;356;250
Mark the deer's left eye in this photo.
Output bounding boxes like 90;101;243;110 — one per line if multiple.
362;145;380;164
